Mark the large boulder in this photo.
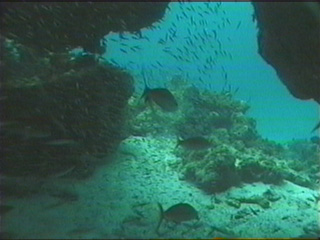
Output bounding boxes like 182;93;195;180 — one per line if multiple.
252;2;320;103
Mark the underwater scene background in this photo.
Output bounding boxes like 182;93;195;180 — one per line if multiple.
1;1;319;239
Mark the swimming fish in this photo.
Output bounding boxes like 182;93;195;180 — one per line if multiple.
156;203;199;234
176;136;213;150
141;71;178;112
311;121;320;133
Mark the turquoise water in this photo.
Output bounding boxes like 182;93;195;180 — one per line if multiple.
104;2;318;143
3;2;320;239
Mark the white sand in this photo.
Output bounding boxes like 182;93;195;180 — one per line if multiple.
3;136;320;239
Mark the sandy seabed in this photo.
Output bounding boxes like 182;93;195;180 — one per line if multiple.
3;136;320;239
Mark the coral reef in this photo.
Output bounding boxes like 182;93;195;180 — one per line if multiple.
1;2;169;55
1;2;169;180
128;78;320;193
283;140;320;185
2;40;133;178
128;76;252;139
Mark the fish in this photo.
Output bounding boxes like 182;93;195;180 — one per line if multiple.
158;39;165;45
120;48;127;54
156;61;163;67
236;21;242;30
311;121;320;133
176;136;213;150
141;71;178;112
142;88;178;112
156;203;199;234
45;139;79;147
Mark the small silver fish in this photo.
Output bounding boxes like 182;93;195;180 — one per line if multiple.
311;121;320;133
45;139;79;147
176;137;213;150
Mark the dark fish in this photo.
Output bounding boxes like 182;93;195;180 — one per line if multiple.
141;72;178;112
119;33;128;40
142;88;178;112
156;203;199;233
182;11;188;18
236;21;242;30
311;121;320;133
158;39;165;45
134;30;142;38
120;48;127;54
176;137;213;150
156;61;163;67
132;46;141;50
109;59;118;65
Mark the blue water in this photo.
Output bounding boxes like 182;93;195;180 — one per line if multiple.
103;2;318;143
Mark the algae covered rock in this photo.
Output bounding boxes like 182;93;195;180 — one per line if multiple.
129;77;319;193
1;2;170;182
2;43;134;178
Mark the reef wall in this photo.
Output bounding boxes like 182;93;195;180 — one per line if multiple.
252;2;320;103
1;2;169;179
1;2;169;55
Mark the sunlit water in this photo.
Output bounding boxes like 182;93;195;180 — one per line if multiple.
104;2;319;143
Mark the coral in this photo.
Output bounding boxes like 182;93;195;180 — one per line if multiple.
2;42;134;178
128;77;252;139
281;140;320;186
252;2;320;103
1;2;168;181
128;77;318;193
285;140;320;166
176;85;251;138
